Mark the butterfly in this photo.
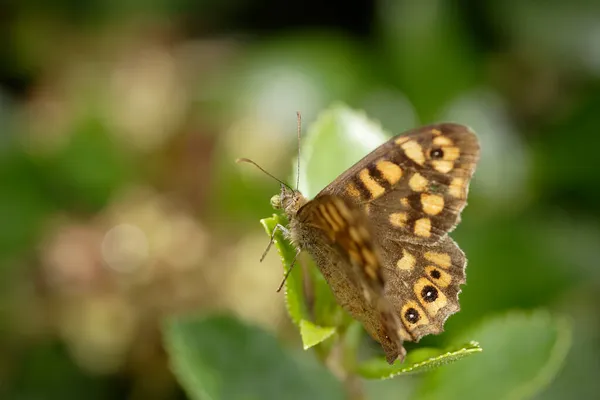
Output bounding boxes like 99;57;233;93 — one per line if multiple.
254;122;480;364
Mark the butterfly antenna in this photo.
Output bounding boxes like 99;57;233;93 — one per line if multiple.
296;111;301;191
236;158;293;190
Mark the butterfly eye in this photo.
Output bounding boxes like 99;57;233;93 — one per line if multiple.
430;148;444;159
270;194;282;209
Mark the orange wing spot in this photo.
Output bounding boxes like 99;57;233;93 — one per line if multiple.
414;218;432;237
400;197;409;207
376;160;403;185
408;173;428;192
401;140;426;165
414;277;448;316
395;136;410;145
448;177;465;199
318;204;340;231
431;128;442;136
359;168;385;199
401;301;430;329
396;249;416;271
348;226;362;244
432;135;453;146
389;212;408;228
431;160;454;173
421;193;445;215
425;266;452;288
361;248;379;278
345;182;361;198
326;203;346;230
442;146;461;161
424;252;451;269
333;199;354;223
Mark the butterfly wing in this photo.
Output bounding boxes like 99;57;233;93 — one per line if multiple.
381;234;467;341
313;123;479;341
295;195;406;363
317;123;480;245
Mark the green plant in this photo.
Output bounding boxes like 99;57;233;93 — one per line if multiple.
163;105;571;400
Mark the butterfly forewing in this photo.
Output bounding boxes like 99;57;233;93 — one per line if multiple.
317;123;480;245
297;195;406;362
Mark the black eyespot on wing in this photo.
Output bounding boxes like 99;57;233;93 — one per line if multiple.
429;269;441;279
430;148;444;159
405;307;420;323
421;285;439;303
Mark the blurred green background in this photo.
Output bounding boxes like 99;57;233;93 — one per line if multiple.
1;0;599;399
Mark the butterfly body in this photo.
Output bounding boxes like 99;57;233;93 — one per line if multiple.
272;123;480;364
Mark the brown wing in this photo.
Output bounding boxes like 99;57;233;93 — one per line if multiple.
316;123;480;245
381;234;466;341
296;195;407;363
303;194;468;344
312;123;478;342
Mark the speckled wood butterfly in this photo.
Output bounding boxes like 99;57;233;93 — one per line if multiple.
245;121;480;364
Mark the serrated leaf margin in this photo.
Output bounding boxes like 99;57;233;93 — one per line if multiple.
357;341;483;380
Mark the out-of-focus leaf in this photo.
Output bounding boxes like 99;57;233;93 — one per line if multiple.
0;150;52;261
295;103;389;198
356;341;482;379
1;342;116;400
45;117;132;211
379;0;480;120
225;32;371;137
163;314;344;400
531;91;600;216
492;0;600;74
532;295;600;399
418;310;572;400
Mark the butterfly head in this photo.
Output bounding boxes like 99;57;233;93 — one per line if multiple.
270;184;307;217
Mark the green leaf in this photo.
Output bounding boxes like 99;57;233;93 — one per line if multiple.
418;310;572;400
300;320;336;350
260;214;308;326
261;215;336;349
296;103;389;198
356;341;482;379
308;262;344;328
163;314;344;400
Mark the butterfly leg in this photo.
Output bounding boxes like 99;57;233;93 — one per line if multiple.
260;223;290;262
276;247;301;292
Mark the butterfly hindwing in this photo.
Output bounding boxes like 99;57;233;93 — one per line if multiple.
380;234;466;341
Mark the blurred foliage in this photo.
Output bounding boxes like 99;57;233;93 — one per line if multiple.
418;310;571;400
164;314;345;400
1;0;600;399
